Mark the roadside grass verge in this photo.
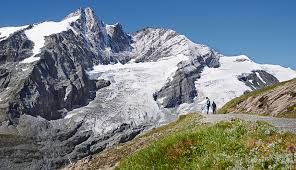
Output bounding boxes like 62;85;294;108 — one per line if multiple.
117;119;296;170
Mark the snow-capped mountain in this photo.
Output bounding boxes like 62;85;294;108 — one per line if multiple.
0;7;295;169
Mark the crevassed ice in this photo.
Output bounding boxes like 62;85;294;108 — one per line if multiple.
68;54;188;122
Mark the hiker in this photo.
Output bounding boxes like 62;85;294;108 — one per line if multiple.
205;97;211;114
212;101;217;114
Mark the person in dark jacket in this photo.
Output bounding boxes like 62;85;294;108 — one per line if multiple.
212;101;217;114
206;97;211;114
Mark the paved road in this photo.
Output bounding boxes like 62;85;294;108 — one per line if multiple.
201;113;296;133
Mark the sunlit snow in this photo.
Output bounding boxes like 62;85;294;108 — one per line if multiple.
194;55;296;109
21;15;80;63
0;25;28;42
65;55;188;134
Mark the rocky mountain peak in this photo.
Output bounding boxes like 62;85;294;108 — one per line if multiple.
68;7;105;31
106;23;122;37
65;7;109;51
64;8;83;19
64;7;95;21
63;7;133;59
81;7;103;32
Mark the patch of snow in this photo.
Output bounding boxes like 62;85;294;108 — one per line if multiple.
21;56;40;63
22;68;29;72
21;15;80;63
64;110;82;119
261;64;296;82
0;25;28;42
105;23;117;28
157;97;165;104
255;72;266;84
64;86;72;101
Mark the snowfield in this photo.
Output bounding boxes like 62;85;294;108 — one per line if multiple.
0;25;28;42
193;55;296;110
21;15;80;63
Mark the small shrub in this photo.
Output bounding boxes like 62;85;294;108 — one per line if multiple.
287;104;296;112
289;91;296;97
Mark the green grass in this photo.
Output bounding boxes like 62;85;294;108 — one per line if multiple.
287;104;296;112
218;78;296;115
117;119;296;170
140;114;201;138
75;114;202;169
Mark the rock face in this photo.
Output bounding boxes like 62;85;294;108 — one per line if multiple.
0;29;104;123
238;70;279;91
0;115;145;170
0;7;295;170
68;8;132;64
156;56;204;108
220;78;296;117
131;28;218;63
0;30;33;63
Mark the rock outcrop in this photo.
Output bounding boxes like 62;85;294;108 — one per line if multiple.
219;78;296;118
238;70;279;91
156;56;205;108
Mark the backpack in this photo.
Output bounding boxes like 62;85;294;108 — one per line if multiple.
212;102;216;108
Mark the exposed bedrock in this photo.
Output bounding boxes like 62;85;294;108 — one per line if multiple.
238;70;279;91
155;53;220;108
0;30;111;124
0;114;145;170
0;29;33;64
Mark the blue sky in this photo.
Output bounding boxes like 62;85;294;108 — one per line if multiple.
0;0;295;69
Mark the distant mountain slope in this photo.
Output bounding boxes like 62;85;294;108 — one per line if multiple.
219;78;296;118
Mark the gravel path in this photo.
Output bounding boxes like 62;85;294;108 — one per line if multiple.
201;113;296;133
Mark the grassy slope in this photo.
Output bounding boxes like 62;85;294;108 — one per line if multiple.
218;78;296;117
117;114;296;170
65;114;202;169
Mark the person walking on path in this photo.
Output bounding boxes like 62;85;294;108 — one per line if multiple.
205;97;211;114
212;101;217;114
